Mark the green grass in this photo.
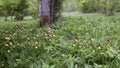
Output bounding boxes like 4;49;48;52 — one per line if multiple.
0;13;120;68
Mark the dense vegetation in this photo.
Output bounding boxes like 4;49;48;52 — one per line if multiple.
0;0;120;68
0;13;120;68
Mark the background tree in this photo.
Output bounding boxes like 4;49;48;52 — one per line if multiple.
14;0;29;20
0;0;29;21
0;0;15;21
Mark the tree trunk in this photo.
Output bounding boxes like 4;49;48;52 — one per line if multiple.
4;16;8;21
109;4;115;16
109;0;118;16
102;0;107;14
39;0;51;28
39;0;63;28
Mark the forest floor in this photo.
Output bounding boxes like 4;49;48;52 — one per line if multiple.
0;13;120;68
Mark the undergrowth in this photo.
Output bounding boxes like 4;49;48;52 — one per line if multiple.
0;13;120;68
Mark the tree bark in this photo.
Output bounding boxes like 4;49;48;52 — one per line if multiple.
39;0;51;28
39;0;63;28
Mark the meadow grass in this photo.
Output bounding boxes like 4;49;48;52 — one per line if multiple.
0;13;120;68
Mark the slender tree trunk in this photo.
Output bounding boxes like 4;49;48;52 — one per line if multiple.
109;4;115;16
4;16;7;21
102;0;107;14
109;0;118;16
39;0;51;28
93;0;97;13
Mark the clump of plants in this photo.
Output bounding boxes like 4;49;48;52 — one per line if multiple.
0;14;120;68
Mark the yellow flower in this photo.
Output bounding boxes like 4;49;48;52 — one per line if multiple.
33;37;36;40
97;46;101;50
5;44;9;46
3;33;5;36
44;33;47;36
35;42;38;44
13;33;16;36
92;50;95;53
36;35;39;37
75;39;78;42
5;37;10;41
2;64;4;67
49;39;52;41
73;44;76;47
28;42;30;45
17;43;20;46
7;50;11;53
91;38;94;41
5;31;8;33
53;35;55;37
27;38;30;40
35;46;38;49
10;42;13;46
49;34;52;37
83;40;86;43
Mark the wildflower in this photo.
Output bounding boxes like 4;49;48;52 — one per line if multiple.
5;37;10;41
23;24;26;27
91;38;94;41
73;44;76;47
53;34;55;37
33;37;36;40
35;42;38;44
7;50;11;53
28;42;30;45
83;40;86;43
36;35;39;37
27;38;30;40
10;42;13;46
45;37;48;39
107;39;112;45
92;50;95;53
16;24;19;28
44;33;47;36
97;46;101;50
2;64;4;67
5;31;8;33
2;33;5;36
13;33;16;36
35;46;38;49
49;39;52;41
75;39;78;42
49;34;52;37
5;44;9;46
17;43;20;46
